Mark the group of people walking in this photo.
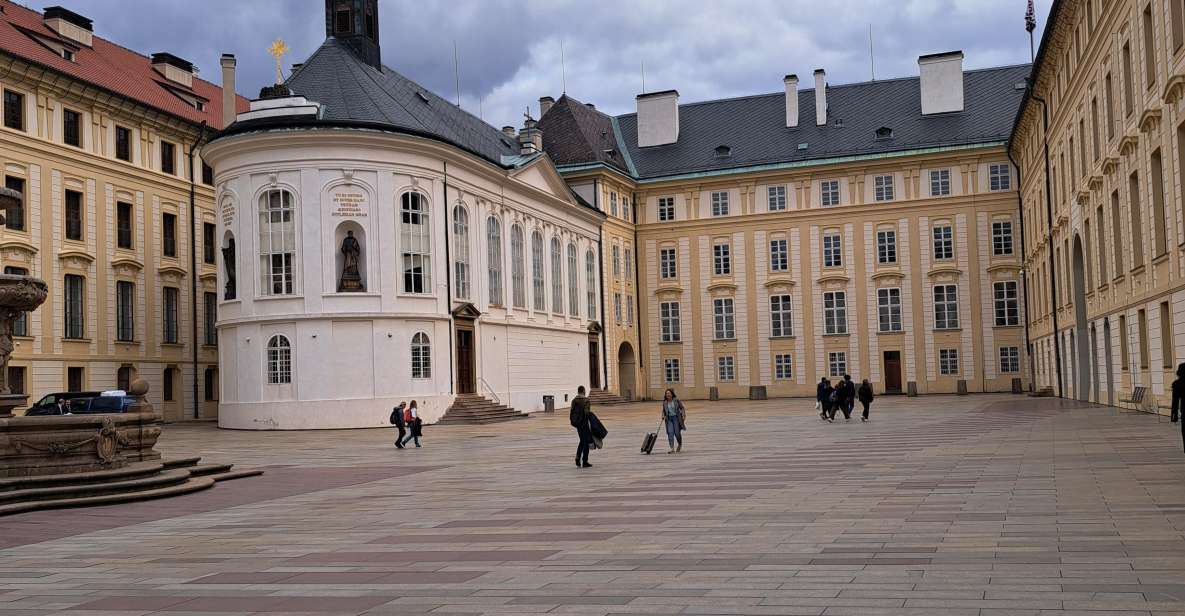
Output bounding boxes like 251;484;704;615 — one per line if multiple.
815;375;874;422
389;400;423;448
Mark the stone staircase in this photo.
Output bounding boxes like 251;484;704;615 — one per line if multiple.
588;389;629;406
437;394;526;425
0;457;262;516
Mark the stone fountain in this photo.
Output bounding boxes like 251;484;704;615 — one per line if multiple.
0;186;47;419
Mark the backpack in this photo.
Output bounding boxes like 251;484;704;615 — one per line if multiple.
389;408;401;425
828;389;839;403
403;407;414;424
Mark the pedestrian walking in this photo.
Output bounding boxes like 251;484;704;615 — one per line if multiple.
1171;363;1185;453
661;388;686;453
571;386;593;467
857;379;874;422
840;374;856;421
822;379;836;422
815;377;827;412
390;401;407;448
400;400;422;448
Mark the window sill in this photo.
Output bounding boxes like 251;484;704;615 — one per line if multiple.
201;344;218;350
1152;253;1170;265
659;340;682;345
161;342;184;348
114;340;141;346
1130;265;1146;276
322;291;381;298
769;335;795;340
61;337;92;343
993;325;1023;330
712;338;737;343
823;333;850;337
934;328;962;332
1112;275;1125;284
255;294;303;302
219;299;241;306
877;330;905;335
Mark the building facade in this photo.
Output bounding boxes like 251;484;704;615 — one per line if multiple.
0;2;243;419
1012;0;1185;407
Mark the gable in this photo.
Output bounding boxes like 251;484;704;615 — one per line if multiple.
509;156;576;204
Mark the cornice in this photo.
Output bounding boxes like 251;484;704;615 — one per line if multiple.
816;273;850;285
927;266;963;279
763;278;796;289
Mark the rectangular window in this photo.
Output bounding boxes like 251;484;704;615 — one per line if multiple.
1163;301;1174;368
612;245;620;278
1129;172;1145;268
67;367;84;392
204;368;217;401
1172;0;1185;51
999;346;1020;373
658;196;674;222
939;348;960;375
1096;204;1108;283
205;292;218;346
624;247;632;279
993;281;1019;326
877;230;897;264
989;163;1011;191
774;354;793;380
65;189;83;241
203;223;216;264
117;202;133;249
62;108;80;147
822;232;842;268
609;192;617;217
934;284;959;329
828;352;847;377
713;242;731;276
4;176;24;231
202;162;214;186
163;286;179;344
1091;98;1101;161
162;213;177;257
660;247;677;279
1151;149;1168;257
1105;73;1116;140
1122;42;1135;116
7;366;25;396
770;294;793;337
660;301;681;343
767;185;787;211
64;274;85;339
3;89;24;130
932;225;953;260
664;358;681;383
769;238;788;272
992;221;1014;256
1120;314;1130;369
711;191;729;216
3;267;28;336
717;356;735;381
626;296;633;326
1138;308;1150;368
823;291;847;335
1111;190;1124;272
1143;5;1156;89
713;298;735;340
614;292;622;324
160;141;176;175
116;281;134;342
877;287;902;332
115;126;131;162
929;169;951;196
622;196;630;222
820;180;840;207
874;175;894;201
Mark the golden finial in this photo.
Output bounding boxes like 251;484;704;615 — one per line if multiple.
267;38;290;84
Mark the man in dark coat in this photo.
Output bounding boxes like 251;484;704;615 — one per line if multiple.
840;375;856;420
570;386;593;468
390;401;407;449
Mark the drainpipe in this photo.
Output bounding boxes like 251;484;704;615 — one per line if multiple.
631;191;643;398
188;121;208;419
1029;92;1064;399
594;179;608;390
1006;147;1034;391
443;162;454;395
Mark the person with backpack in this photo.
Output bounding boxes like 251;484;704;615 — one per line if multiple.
661;388;686;453
840;374;856;421
390;401;407;448
826;383;841;422
857;379;874;422
570;386;593;468
400;400;422;448
820;378;834;421
815;377;827;413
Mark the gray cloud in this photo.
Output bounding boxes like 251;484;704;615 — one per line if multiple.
25;0;1047;129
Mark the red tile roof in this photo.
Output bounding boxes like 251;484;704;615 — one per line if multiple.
0;1;248;128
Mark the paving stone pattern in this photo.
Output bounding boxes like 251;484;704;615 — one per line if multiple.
2;394;1185;615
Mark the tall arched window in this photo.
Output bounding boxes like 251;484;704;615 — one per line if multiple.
411;332;431;379
567;243;579;317
486;217;503;306
259;189;296;296
452;204;470;299
400;192;431;294
266;335;292;384
550;236;563;314
531;230;546;311
511;224;526;308
585;249;597;320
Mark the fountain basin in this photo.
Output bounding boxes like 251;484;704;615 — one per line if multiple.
0;274;48;312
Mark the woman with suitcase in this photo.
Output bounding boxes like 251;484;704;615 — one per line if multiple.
661;388;686;453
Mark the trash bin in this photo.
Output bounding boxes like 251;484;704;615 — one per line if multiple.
543;395;555;412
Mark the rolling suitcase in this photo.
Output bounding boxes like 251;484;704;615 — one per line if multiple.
641;420;663;454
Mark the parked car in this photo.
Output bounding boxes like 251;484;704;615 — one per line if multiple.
24;391;101;416
69;394;138;414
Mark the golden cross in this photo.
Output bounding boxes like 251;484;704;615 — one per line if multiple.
267;38;289;84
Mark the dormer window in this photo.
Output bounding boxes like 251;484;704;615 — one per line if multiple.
875;126;894;140
335;4;352;33
832;118;844;128
61;48;75;62
714;145;732;158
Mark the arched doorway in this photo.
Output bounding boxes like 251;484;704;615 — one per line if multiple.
617;342;636;401
1071;235;1090;401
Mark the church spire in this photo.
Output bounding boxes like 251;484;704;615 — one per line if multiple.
325;0;381;70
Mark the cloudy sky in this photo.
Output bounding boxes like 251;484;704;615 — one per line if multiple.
23;0;1049;128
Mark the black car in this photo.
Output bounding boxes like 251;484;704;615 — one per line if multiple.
69;395;138;414
24;391;101;416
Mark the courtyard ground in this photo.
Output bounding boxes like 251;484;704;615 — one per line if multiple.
2;394;1185;615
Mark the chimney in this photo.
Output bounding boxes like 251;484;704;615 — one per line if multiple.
539;96;555;117
221;54;237;128
636;89;679;147
151;53;195;88
42;6;92;46
918;51;965;114
519;118;542;155
784;74;799;128
813;69;827;126
501;126;516;139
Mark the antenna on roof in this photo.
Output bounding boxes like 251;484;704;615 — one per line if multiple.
560;39;567;94
453;40;461;107
641;60;646;93
868;24;876;81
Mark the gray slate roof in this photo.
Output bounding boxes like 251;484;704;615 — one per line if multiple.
602;64;1030;180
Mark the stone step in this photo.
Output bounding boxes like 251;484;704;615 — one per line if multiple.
0;468;193;506
186;463;234;477
0;461;166;491
162;456;203;469
205;469;265;482
588;390;629;406
438;394;526;424
0;477;216;516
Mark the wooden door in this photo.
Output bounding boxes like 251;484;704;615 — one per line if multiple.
883;351;902;393
456;328;475;394
588;340;600;389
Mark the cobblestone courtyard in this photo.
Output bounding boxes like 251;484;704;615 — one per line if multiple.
3;395;1185;615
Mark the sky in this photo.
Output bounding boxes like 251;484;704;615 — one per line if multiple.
21;0;1050;129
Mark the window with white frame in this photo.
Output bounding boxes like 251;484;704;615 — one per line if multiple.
664;358;681;383
939;348;959;375
874;174;894;201
930;169;951;196
612;244;621;278
64;274;85;339
993;280;1019;326
163;287;179;344
511;224;526;308
658;196;675;221
820;180;840;206
713;241;731;276
932;225;953;260
411;332;431;379
877;287;903;332
487;217;503;306
622;196;630;221
400;192;431;294
626;295;634;326
999;346;1020;373
828;351;847;377
624;246;632;279
823;232;842;267
877;229;897;264
585;250;597;319
531;231;546;311
933;284;959;329
774;354;793;380
266;335;292;384
711;191;729;216
452;205;470;299
992;221;1014;256
770;294;793;337
567;243;579;317
660;247;677;279
713;298;735;339
823;291;847;334
660;301;681;342
989;163;1011;191
767;185;787;211
610;192;618;217
550;237;564;314
260;188;296;296
717;356;735;381
614;292;622;323
769;238;788;272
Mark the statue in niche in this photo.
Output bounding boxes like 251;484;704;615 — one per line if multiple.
221;238;237;300
338;230;364;292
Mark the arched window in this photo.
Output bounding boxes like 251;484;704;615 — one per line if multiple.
266;335;292;384
511;224;526;308
567;243;579;317
400;192;431;294
259;189;296;296
550;236;563;314
487;217;503;306
411;332;431;379
452;204;470;299
585;249;597;320
531;230;545;311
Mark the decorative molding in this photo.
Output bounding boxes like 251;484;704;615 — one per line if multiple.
871;270;906;281
1076;190;1090;206
1101;156;1120;175
157;265;187;281
926;266;963;279
653;285;684;296
986;263;1022;274
815;273;850;285
110;257;145;277
705;281;737;293
763;277;796;289
1164;74;1185;104
1138;108;1162;133
1118;134;1139;156
57;250;95;269
0;239;38;257
1088;175;1104;190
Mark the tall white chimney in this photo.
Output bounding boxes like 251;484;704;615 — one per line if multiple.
636;90;679;147
918;51;965;115
814;69;827;126
784;74;799;128
539;96;555;117
220;54;237;128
